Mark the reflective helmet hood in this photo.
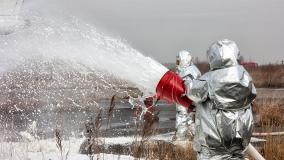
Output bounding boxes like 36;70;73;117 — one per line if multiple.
207;39;240;70
176;50;192;67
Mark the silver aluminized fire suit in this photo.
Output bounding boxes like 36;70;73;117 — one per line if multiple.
185;39;256;159
175;50;201;140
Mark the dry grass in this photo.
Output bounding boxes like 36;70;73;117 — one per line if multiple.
253;98;284;128
126;98;196;160
166;63;284;88
55;129;70;160
262;135;284;160
200;63;284;88
131;140;196;160
252;97;284;160
244;64;284;88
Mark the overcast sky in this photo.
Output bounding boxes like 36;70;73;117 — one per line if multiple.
24;0;284;64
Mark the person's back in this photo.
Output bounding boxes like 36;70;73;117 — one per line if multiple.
200;65;256;110
185;39;256;160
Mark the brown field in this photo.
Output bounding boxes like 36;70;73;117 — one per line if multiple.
248;64;284;88
165;63;284;88
253;95;284;160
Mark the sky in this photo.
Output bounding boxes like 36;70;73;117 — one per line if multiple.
23;0;284;64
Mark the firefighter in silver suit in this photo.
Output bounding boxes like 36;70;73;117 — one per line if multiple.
175;50;201;141
185;39;256;159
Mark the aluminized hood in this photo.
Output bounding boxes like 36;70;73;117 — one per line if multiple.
207;39;240;70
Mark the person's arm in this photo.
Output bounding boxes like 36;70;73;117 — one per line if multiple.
184;78;209;103
177;65;201;80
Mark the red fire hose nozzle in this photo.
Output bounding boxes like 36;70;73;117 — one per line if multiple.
156;71;194;111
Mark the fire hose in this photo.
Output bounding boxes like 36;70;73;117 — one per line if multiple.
246;144;265;160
